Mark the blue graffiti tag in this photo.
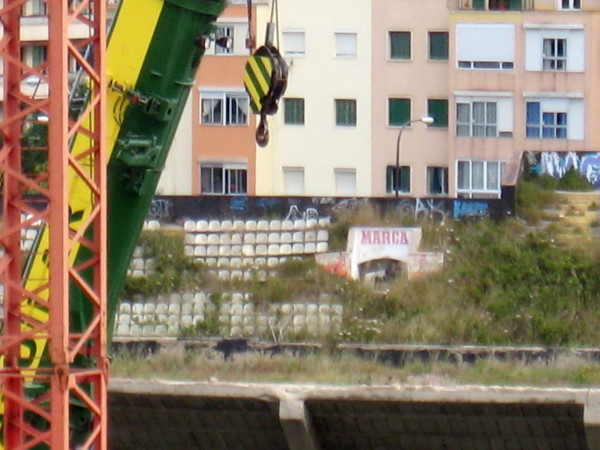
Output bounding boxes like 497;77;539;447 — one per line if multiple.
453;200;488;218
230;196;248;212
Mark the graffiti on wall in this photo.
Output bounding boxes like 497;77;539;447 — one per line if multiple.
149;195;507;225
331;198;370;214
453;200;488;219
396;199;449;222
528;151;600;188
285;205;320;221
148;198;173;219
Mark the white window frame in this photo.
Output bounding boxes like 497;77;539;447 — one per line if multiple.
200;90;249;126
558;0;580;10
200;162;248;195
283;98;305;125
22;0;47;16
457;101;497;137
427;166;448;195
456;160;503;199
524;95;584;140
283;167;305;195
456;23;515;71
214;24;234;55
542;38;567;70
23;45;47;68
455;93;513;138
334;169;357;196
525;25;584;72
335;99;357;127
283;30;306;58
335;32;357;58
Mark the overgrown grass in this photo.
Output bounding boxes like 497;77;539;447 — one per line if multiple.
122;230;213;297
110;346;600;387
557;167;595;192
359;220;600;346
516;175;559;224
121;201;600;348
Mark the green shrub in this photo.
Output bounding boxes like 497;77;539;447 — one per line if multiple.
534;174;559;191
328;221;350;251
516;178;558;224
557;167;594;192
122;229;210;297
121;209;600;348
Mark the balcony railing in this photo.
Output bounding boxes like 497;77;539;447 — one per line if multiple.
452;0;534;10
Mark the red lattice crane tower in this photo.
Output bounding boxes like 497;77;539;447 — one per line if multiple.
0;0;107;447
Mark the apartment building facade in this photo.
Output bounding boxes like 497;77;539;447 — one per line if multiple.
169;0;600;198
254;0;373;196
447;0;600;198
371;0;450;198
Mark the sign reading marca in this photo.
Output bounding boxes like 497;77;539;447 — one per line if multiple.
347;227;422;279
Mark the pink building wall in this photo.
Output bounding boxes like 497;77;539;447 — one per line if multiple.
371;0;450;197
192;5;258;195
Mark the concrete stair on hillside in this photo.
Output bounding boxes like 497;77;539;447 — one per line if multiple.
542;191;600;245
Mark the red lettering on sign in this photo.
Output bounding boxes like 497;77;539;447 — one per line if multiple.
382;230;390;244
360;229;409;245
361;230;372;244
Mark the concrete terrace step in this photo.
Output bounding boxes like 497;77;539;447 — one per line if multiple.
536;191;600;247
555;191;600;209
561;213;599;227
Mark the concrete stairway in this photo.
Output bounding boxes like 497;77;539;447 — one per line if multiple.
541;191;600;246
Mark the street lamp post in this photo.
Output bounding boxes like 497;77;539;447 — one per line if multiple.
394;116;434;196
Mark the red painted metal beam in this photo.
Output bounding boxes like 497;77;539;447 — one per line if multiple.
0;0;107;447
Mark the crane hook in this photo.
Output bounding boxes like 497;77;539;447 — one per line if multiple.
256;114;269;147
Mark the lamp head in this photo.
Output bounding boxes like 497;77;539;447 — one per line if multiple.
421;116;434;125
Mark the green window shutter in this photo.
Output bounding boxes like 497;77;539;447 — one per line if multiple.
427;99;448;128
335;99;357;126
284;98;304;125
389;32;411;59
508;0;521;10
388;98;410;126
400;167;410;193
473;0;485;9
429;32;448;60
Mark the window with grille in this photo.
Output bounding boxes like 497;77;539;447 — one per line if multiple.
200;92;248;126
335;99;357;127
456;101;497;137
456;160;503;198
526;102;568;139
200;164;247;195
389;31;411;60
543;38;567;71
284;98;305;125
525;28;583;72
